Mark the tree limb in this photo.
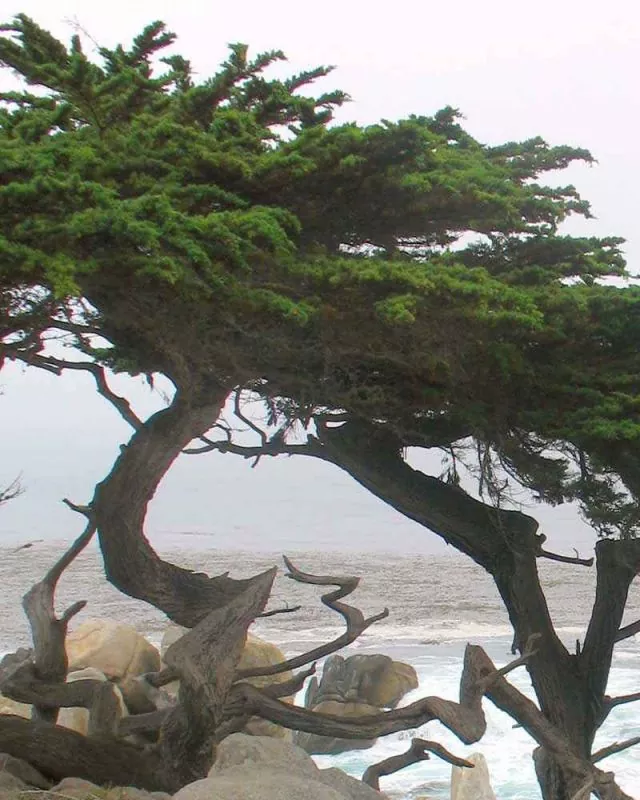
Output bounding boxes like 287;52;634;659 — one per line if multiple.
615;619;640;643
21;353;142;430
538;548;594;567
236;557;389;680
592;736;640;764
362;738;474;790
18;521;96;721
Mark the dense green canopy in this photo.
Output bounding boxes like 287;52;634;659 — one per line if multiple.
2;15;640;535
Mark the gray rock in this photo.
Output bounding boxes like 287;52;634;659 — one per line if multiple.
175;771;345;800
0;770;28;792
0;752;51;788
451;753;496;800
210;733;319;778
51;777;103;798
317;767;387;800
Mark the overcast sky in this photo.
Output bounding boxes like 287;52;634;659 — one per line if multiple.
0;0;637;554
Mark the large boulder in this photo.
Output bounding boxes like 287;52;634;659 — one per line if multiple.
51;777;170;800
66;620;161;682
57;667;127;736
296;653;417;754
451;753;496;800
173;734;387;800
161;626;293;739
0;753;51;788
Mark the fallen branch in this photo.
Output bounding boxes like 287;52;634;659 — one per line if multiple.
362;738;474;790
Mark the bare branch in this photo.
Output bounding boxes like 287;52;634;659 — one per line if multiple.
538;548;594;567
479;633;541;691
18;521;96;721
604;691;640;711
592;736;640;764
362;738;474;790
183;437;323;459
0;475;24;506
258;603;302;618
235;557;389;680
259;664;317;699
615;619;640;643
18;353;141;430
234;389;267;447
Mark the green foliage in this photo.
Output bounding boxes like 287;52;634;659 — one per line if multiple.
2;15;640;536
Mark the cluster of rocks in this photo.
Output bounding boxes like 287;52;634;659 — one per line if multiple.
0;618;498;800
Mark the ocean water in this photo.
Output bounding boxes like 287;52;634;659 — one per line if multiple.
1;539;640;799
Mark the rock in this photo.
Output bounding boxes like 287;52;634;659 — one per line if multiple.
51;777;103;799
297;653;417;755
50;779;168;800
174;771;345;800
317;767;386;800
295;700;381;754
0;693;31;719
451;752;496;800
0;753;51;788
0;770;28;792
209;732;319;778
173;733;388;800
363;661;418;709
57;667;127;736
66;620;161;682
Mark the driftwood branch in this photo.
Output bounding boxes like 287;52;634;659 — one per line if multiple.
0;716;171;791
362;738;474;790
229;641;537;746
259;664;317;699
18;521;96;722
258;603;302;618
236;557;389;680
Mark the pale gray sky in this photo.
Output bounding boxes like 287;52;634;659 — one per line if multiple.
1;0;637;553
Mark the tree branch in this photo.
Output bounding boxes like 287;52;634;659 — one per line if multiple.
362;738;474;790
592;736;640;764
18;353;141;430
538;548;594;567
235;557;389;680
615;619;640;643
18;521;96;721
603;691;640;711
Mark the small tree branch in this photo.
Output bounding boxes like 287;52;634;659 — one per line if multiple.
362;738;474;790
235;557;389;680
615;619;640;643
18;353;141;430
592;736;640;764
538;548;594;567
259;664;317;699
604;691;640;711
257;604;302;618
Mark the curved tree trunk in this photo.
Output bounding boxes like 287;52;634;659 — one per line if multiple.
90;382;267;627
312;418;640;800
